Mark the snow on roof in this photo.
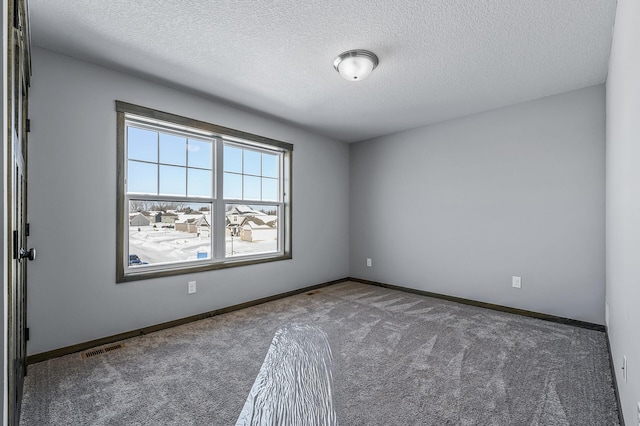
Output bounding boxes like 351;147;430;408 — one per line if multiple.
243;215;277;227
226;205;265;216
177;213;211;224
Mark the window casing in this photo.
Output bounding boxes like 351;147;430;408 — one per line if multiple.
116;101;292;282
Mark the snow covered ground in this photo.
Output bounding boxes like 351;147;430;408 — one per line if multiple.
128;226;277;265
225;235;277;257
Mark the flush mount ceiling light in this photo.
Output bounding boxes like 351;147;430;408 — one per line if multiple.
333;49;379;81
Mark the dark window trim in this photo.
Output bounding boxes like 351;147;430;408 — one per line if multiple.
116;101;293;283
116;101;293;151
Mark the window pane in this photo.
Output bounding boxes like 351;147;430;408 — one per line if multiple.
224;145;242;173
129;201;212;266
159;165;186;196
128;127;158;163
224;172;242;199
159;133;186;166
262;178;278;201
262;153;278;178
225;204;278;257
243;150;261;175
188;168;212;197
188;139;212;169
243;175;261;200
128;160;158;194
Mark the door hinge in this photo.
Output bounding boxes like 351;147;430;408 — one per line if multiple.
26;119;31;133
12;230;18;259
25;328;29;342
13;6;21;30
25;223;30;236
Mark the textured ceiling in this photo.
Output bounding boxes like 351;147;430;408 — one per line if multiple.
29;0;617;143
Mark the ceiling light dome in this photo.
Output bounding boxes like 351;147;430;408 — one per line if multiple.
333;49;379;81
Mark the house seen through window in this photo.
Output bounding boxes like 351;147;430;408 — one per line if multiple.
116;101;292;282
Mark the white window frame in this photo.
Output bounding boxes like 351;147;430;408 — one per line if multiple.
116;101;292;283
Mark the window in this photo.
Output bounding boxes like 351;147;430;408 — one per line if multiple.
116;101;292;282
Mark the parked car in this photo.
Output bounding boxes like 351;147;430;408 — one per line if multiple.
129;254;149;266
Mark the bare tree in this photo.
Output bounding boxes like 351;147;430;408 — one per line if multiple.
129;200;153;212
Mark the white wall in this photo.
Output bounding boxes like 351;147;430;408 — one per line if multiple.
26;47;350;355
350;85;605;324
606;0;640;423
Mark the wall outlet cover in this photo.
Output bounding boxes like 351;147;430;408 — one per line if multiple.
188;281;196;294
512;276;522;289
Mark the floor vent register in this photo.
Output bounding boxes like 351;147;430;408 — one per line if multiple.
81;343;125;359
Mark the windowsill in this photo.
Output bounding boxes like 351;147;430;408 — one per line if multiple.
117;253;292;283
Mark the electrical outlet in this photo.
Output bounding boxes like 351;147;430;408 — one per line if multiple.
366;258;372;267
188;281;196;294
512;276;522;289
622;356;627;382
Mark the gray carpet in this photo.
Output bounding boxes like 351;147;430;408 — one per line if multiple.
20;281;620;425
